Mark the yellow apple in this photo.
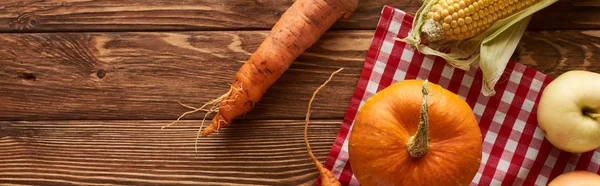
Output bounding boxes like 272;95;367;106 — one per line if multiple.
548;171;600;186
537;70;600;153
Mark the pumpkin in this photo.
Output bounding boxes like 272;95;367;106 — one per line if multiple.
348;80;482;186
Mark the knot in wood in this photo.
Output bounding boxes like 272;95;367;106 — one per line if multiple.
10;12;39;30
96;69;107;79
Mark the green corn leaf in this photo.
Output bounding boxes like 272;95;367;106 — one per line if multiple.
399;0;559;96
479;16;531;96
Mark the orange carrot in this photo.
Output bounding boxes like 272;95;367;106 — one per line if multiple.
305;68;343;186
165;0;359;138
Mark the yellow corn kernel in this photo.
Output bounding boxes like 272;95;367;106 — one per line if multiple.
444;15;453;23
467;5;475;15
441;9;450;17
424;0;540;42
458;18;465;26
458;9;466;18
460;25;468;33
451;20;459;28
453;3;461;10
443;23;452;30
433;4;442;12
453;28;461;35
499;1;506;9
433;12;442;21
448;4;456;14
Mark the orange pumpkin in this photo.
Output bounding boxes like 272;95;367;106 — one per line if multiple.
348;80;482;186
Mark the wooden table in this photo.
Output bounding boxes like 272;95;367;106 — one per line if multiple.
0;0;598;185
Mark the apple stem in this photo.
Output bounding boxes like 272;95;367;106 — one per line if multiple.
589;113;600;120
407;79;430;158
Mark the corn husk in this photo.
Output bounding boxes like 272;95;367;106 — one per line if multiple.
399;0;558;96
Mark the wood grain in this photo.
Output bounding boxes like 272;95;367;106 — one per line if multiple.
515;30;600;77
573;0;600;7
0;0;597;32
0;30;369;121
0;0;421;32
528;0;600;30
0;119;340;185
1;30;598;121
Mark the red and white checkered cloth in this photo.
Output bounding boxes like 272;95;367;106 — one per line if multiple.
321;5;600;186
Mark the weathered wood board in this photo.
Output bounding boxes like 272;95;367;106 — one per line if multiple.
0;30;598;121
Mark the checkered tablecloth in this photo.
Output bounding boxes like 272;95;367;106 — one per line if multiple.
320;5;600;186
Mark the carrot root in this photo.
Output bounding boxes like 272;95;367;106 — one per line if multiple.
162;86;235;153
305;68;343;186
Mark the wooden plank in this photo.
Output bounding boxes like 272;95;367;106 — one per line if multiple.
0;0;597;32
0;0;421;32
0;30;368;121
515;30;600;78
573;0;600;7
0;119;340;185
529;0;600;30
0;30;599;121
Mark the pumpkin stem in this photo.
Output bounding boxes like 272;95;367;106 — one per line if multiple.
407;79;430;158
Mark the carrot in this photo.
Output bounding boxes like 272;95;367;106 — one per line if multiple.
164;0;359;138
305;68;343;186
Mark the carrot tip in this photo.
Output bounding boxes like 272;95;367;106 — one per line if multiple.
165;88;233;154
201;119;228;136
201;127;214;136
305;68;344;186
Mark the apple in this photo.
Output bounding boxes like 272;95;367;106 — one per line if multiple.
537;70;600;153
548;171;600;186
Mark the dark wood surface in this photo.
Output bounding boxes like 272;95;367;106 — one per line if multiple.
1;30;598;121
0;120;340;185
0;0;598;185
0;0;422;32
0;0;597;32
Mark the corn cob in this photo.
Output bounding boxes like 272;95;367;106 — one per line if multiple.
399;0;557;96
422;0;539;42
